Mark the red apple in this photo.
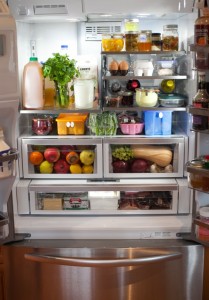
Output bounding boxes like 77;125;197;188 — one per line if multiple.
54;159;69;174
44;147;60;163
59;145;76;158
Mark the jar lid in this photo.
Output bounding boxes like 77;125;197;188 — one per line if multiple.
152;33;161;37
125;31;139;34
163;24;178;30
190;159;203;168
118;91;133;96
199;207;209;218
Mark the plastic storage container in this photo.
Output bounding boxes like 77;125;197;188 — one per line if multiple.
56;113;88;135
22;57;44;109
74;78;95;109
198;207;209;241
144;111;172;135
88;191;119;210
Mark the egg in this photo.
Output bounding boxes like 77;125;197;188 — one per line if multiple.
108;60;119;71
119;60;129;71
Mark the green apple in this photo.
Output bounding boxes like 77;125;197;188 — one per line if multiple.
39;160;54;174
80;150;95;166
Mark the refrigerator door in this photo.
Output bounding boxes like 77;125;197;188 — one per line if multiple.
3;239;203;300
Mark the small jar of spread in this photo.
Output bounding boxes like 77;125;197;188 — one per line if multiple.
151;33;162;51
138;30;152;51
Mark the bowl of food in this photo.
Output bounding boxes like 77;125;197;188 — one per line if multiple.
120;122;144;135
32;117;53;135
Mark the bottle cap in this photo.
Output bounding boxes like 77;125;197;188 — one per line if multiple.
30;57;38;61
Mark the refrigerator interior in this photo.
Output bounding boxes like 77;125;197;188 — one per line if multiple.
4;2;201;239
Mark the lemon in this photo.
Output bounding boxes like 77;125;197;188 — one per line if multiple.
82;165;94;174
69;164;82;174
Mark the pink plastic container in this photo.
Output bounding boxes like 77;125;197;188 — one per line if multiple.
120;123;144;135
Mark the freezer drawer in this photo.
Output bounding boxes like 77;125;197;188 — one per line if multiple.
18;137;103;179
103;136;185;178
3;239;204;300
16;179;191;215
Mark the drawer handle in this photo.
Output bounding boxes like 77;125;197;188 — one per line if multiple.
25;250;181;267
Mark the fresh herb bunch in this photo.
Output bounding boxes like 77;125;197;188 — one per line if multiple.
43;53;80;85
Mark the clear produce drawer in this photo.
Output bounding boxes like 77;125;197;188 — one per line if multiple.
103;137;186;178
16;179;191;215
18;137;103;179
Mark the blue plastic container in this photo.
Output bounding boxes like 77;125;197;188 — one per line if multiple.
144;111;172;135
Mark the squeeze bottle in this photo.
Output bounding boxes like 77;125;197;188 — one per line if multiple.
22;57;44;109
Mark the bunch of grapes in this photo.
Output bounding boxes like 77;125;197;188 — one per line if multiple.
112;146;133;161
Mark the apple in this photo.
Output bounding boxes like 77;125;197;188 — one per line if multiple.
44;147;60;163
80;150;95;166
59;145;76;158
131;159;149;173
54;159;69;174
39;160;54;174
112;160;129;173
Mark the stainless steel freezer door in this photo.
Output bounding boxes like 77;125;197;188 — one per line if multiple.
3;239;203;300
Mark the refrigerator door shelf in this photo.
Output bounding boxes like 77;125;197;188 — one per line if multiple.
18;137;103;179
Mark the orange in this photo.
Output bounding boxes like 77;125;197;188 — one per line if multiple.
29;151;44;165
82;165;94;174
69;164;82;174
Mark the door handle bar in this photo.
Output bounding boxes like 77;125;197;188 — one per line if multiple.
25;251;181;267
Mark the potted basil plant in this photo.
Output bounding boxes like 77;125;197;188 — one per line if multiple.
43;53;80;108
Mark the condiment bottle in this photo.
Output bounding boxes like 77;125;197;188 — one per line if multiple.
160;79;175;93
22;57;45;109
195;0;209;45
194;0;209;68
0;127;11;178
192;72;209;130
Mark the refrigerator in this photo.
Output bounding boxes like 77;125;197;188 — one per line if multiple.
0;0;207;299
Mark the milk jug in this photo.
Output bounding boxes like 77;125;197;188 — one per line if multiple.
22;57;44;109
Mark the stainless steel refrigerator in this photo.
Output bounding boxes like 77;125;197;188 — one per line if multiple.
0;1;206;300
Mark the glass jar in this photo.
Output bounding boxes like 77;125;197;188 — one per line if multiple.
125;32;139;52
188;159;209;191
198;207;209;241
112;33;124;51
162;25;178;51
102;34;114;51
151;33;162;51
138;30;152;51
124;19;140;33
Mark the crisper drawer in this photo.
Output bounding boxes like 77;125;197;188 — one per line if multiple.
16;179;191;215
103;137;185;178
18;137;103;179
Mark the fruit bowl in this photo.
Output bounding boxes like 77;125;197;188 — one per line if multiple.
120;122;144;135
